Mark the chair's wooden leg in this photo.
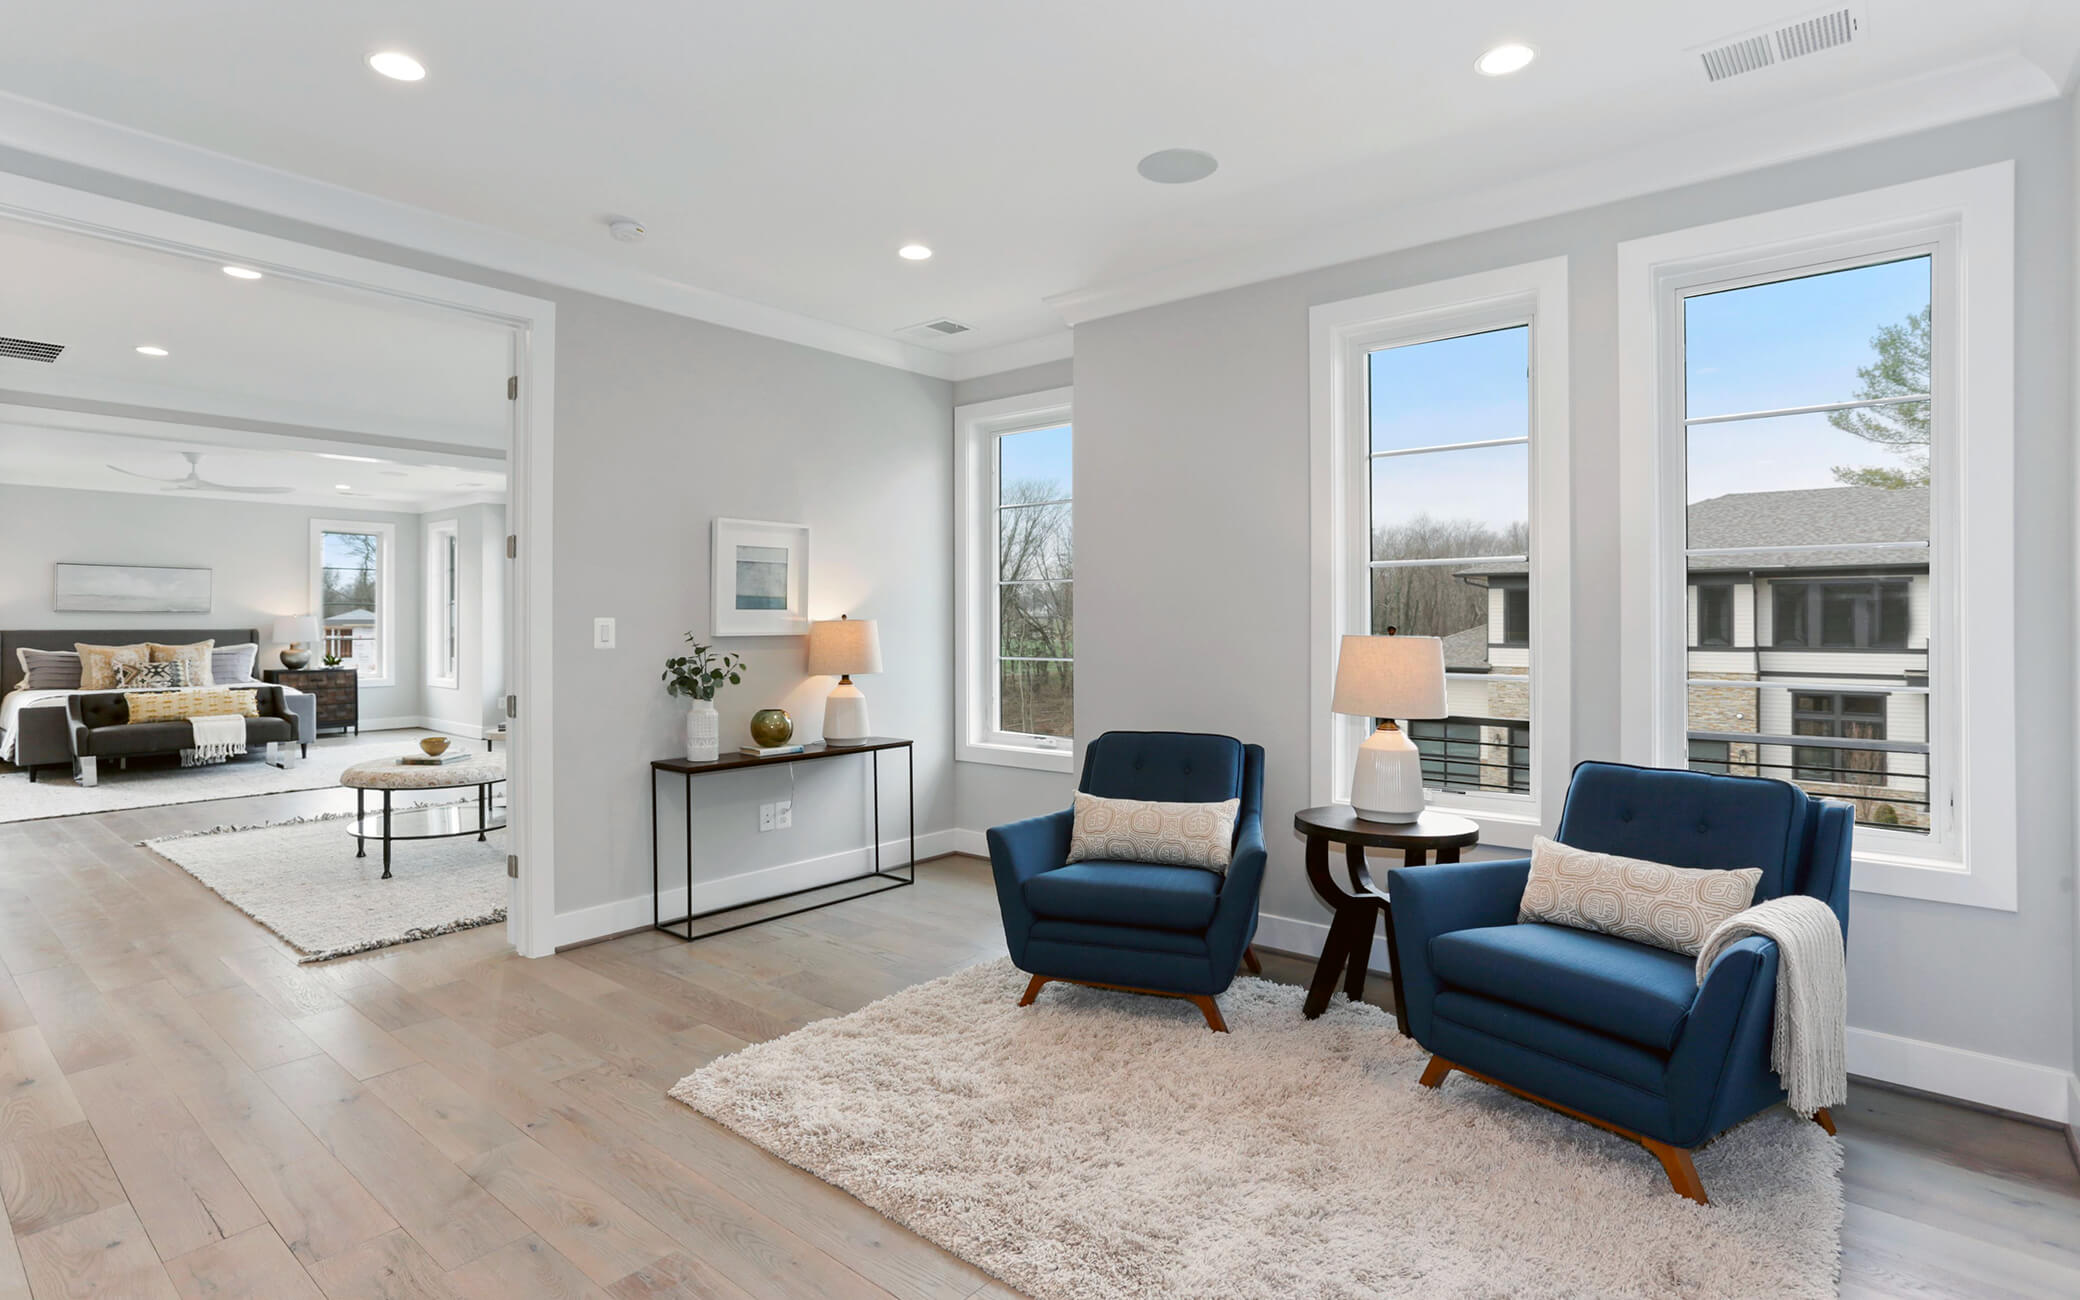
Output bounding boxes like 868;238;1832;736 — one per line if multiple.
1418;1055;1454;1089
1811;1107;1837;1136
1644;1139;1708;1204
1187;995;1229;1033
1241;946;1262;975
1016;975;1049;1008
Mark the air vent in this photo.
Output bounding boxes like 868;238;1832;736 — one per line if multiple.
0;336;64;363
896;317;973;343
1696;7;1860;83
921;318;969;336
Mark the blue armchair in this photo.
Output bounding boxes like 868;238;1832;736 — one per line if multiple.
987;731;1267;1032
1389;761;1851;1202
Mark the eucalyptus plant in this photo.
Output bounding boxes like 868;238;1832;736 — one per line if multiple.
663;635;745;703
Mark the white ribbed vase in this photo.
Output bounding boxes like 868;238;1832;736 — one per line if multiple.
685;699;721;763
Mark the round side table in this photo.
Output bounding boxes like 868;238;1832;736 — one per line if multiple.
1294;805;1480;1033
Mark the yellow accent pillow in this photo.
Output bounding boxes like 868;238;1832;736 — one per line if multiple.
148;639;215;687
123;687;259;723
76;643;148;690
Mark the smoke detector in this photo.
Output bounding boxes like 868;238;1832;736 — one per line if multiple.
1694;6;1861;83
606;217;647;243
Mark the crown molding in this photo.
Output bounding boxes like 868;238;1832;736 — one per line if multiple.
0;90;961;380
945;329;1075;382
1047;53;2061;327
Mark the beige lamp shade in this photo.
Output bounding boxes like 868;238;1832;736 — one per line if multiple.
272;614;320;644
1330;633;1446;719
806;616;883;677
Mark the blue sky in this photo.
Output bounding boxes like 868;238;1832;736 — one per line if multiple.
998;422;1071;500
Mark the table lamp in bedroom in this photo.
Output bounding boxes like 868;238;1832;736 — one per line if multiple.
1331;629;1446;823
274;615;321;670
807;615;883;745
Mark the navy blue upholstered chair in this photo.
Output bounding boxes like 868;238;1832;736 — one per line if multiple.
1389;761;1852;1202
987;731;1267;1031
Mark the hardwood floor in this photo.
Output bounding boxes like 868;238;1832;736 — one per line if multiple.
0;787;2073;1297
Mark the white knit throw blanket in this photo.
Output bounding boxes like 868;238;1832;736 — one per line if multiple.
182;714;247;768
1694;895;1847;1118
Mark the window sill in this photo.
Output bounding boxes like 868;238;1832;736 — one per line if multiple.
1850;848;2011;911
1424;800;1544;852
956;740;1074;774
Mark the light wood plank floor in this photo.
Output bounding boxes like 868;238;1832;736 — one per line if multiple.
0;787;2074;1297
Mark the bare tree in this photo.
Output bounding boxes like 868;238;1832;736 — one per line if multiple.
997;478;1072;736
1369;516;1527;640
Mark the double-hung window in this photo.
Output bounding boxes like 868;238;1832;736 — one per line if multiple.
311;519;396;685
427;519;460;689
1619;164;2016;908
1311;259;1571;843
955;387;1074;772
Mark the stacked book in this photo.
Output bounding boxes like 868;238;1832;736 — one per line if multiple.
740;743;806;758
399;750;472;766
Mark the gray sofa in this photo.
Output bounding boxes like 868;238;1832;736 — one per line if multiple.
65;684;301;787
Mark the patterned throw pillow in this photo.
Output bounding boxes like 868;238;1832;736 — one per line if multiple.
114;660;192;690
15;648;83;691
123;687;259;723
75;643;149;690
1518;836;1762;957
210;642;260;685
148;640;216;687
1063;793;1241;874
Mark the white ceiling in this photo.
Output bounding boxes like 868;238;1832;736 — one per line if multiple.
1;2;2075;367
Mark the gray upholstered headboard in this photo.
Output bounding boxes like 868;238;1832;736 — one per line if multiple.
2;629;262;684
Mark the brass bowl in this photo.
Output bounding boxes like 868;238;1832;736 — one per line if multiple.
419;737;451;757
749;708;794;748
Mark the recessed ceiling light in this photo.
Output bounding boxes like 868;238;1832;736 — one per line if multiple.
221;265;263;280
335;484;354;492
318;452;386;463
135;345;169;357
367;50;426;82
1137;148;1219;184
1475;42;1536;76
897;244;933;261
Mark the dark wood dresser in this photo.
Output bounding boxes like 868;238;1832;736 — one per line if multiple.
263;667;360;736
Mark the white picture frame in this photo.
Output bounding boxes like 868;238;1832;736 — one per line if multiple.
711;518;810;636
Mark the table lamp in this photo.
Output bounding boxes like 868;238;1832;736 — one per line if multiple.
273;614;321;670
807;615;883;745
1331;630;1446;823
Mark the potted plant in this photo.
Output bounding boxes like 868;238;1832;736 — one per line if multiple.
663;636;745;762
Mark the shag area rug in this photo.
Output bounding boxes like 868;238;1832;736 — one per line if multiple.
673;960;1842;1300
0;728;450;824
146;811;505;961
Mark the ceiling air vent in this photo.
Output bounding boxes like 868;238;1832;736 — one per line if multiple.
1696;7;1860;83
0;336;64;363
896;317;973;343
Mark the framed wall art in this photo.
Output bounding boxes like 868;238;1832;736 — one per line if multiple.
711;518;809;636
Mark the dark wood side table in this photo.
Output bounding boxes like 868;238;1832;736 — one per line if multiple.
1295;806;1480;1033
264;667;359;736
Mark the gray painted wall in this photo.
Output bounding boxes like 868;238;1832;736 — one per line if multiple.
1065;103;2076;1072
0;482;426;723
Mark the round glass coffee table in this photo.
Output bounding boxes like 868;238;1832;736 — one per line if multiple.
340;752;506;879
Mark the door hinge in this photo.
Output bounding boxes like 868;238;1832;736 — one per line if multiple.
507;375;519;400
506;533;517;559
506;694;518;719
506;854;519;879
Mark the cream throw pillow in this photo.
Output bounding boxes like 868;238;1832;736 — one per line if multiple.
124;687;258;723
148;639;216;687
76;643;149;690
1064;793;1240;874
1518;836;1762;957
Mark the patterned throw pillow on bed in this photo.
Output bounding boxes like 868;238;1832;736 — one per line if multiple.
148;639;216;687
114;660;192;690
14;648;83;691
75;643;149;690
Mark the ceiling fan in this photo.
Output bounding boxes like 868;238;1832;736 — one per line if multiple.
107;450;293;494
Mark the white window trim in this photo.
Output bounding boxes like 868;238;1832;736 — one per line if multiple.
1309;258;1573;848
425;518;460;690
954;386;1075;773
1617;161;2016;911
310;517;397;689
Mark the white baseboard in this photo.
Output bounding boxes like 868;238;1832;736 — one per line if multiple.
554;828;963;948
948;828;990;857
355;715;493;739
1846;1027;2077;1123
1254;909;1393;973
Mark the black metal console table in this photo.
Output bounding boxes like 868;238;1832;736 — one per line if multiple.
649;737;915;942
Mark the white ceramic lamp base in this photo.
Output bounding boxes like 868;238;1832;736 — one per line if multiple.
1350;723;1425;823
824;678;871;745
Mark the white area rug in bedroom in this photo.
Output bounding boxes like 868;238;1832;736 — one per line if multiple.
146;812;506;961
0;728;451;823
674;960;1842;1300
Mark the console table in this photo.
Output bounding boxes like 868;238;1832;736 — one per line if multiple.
649;738;914;942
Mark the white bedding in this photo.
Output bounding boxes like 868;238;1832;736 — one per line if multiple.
1;682;296;762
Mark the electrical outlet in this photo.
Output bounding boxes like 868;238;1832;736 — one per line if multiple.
593;617;616;649
758;802;775;832
774;799;792;830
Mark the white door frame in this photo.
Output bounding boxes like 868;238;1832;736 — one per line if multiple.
0;170;561;957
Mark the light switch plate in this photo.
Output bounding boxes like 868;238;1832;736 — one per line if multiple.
593;617;616;649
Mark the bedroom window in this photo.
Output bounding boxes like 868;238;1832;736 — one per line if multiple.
311;520;395;686
955;386;1074;772
427;520;460;689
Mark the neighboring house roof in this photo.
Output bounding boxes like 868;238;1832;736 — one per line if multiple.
324;609;377;626
1441;625;1489;671
1453;486;1929;578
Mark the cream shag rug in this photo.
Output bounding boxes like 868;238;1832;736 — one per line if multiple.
673;960;1842;1300
146;811;505;962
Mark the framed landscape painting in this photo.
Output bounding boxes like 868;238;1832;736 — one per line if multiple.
711;518;809;636
53;563;213;613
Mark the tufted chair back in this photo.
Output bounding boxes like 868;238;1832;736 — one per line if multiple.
1078;731;1263;837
